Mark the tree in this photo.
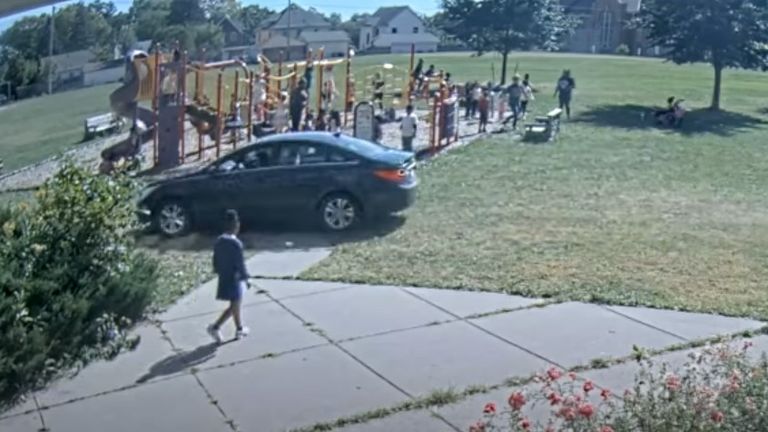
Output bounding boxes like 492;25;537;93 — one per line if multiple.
339;13;371;49
238;5;273;34
328;13;342;29
201;0;241;21
167;0;206;26
0;15;50;57
441;0;575;84
638;0;768;110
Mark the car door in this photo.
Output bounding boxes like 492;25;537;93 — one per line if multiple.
261;140;332;215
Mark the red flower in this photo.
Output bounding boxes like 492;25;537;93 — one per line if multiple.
508;392;526;411
518;418;531;430
665;375;681;391
483;402;496;414
600;427;615;432
600;388;611;400
582;380;594;393
578;403;595;418
547;367;563;381
710;411;724;423
547;391;562;406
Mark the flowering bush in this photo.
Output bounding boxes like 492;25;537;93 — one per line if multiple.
471;341;768;431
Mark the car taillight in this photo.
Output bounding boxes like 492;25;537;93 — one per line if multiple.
374;168;407;182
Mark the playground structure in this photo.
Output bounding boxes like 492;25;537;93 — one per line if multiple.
101;44;457;173
103;47;256;173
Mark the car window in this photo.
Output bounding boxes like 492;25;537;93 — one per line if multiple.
276;143;327;166
243;146;275;169
328;149;358;163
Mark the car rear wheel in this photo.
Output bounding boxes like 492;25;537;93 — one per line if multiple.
155;200;191;237
319;194;359;231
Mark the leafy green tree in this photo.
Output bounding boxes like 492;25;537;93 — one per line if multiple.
0;15;49;57
131;0;172;41
441;0;575;84
238;4;274;34
168;0;206;25
638;0;768;110
201;0;241;21
339;13;372;49
328;13;342;29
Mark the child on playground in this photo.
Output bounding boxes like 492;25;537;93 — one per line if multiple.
373;72;385;110
208;210;250;343
329;110;342;132
400;104;418;152
520;74;535;119
478;90;490;133
316;109;328;131
273;92;289;133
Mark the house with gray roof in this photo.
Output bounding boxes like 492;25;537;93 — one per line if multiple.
358;6;439;54
257;4;349;61
561;0;655;55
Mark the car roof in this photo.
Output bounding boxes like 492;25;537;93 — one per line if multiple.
255;131;343;147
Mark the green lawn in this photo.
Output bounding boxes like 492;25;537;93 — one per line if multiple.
303;53;768;320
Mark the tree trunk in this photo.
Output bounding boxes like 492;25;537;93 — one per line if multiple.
500;51;509;85
711;62;722;111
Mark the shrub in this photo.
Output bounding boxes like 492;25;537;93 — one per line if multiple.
615;44;631;56
471;341;768;431
0;162;158;409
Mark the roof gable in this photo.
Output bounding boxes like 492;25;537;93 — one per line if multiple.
262;4;331;30
372;6;412;27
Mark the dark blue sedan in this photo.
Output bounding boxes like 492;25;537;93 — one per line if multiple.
138;132;418;236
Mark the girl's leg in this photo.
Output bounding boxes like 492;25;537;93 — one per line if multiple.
231;299;243;330
213;304;233;329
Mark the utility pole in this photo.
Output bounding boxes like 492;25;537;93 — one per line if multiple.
47;6;55;95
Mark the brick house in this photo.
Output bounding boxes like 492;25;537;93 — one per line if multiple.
561;0;656;55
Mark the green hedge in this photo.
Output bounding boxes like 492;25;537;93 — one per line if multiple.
0;163;158;409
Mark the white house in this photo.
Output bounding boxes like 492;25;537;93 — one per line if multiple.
358;6;439;53
299;30;351;58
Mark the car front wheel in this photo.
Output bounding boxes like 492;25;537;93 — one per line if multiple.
155;200;191;237
319;194;359;231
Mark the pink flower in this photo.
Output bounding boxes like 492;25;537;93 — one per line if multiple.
600;427;615;432
582;380;594;394
547;367;563;381
547;391;562;406
600;388;611;400
578;403;595;419
518;418;531;430
483;402;496;414
508;392;526;411
665;375;681;391
556;406;576;421
469;421;486;432
710;410;724;423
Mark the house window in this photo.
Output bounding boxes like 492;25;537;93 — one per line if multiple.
391;27;398;34
413;27;419;34
374;27;380;36
366;33;370;44
599;9;613;48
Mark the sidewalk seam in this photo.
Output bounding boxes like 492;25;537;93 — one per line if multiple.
601;305;689;342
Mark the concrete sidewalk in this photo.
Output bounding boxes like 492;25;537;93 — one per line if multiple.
1;248;766;432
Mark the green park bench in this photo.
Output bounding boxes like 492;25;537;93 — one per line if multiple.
524;108;563;142
84;113;125;141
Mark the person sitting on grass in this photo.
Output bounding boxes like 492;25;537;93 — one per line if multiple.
208;210;250;343
655;96;676;121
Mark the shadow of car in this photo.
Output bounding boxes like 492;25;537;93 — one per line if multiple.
137;132;418;237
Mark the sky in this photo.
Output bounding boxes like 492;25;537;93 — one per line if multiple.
0;0;441;31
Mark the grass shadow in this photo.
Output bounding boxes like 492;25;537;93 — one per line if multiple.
135;214;406;253
575;104;767;137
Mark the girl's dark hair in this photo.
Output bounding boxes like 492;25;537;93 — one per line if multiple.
224;209;239;231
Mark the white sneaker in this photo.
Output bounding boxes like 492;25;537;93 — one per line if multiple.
207;325;222;343
235;326;250;340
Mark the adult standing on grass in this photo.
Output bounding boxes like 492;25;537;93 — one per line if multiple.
400;104;418;152
290;79;308;132
554;69;575;119
520;74;535;119
208;210;250;343
503;75;524;129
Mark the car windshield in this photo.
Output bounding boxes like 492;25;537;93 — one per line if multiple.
333;135;390;158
